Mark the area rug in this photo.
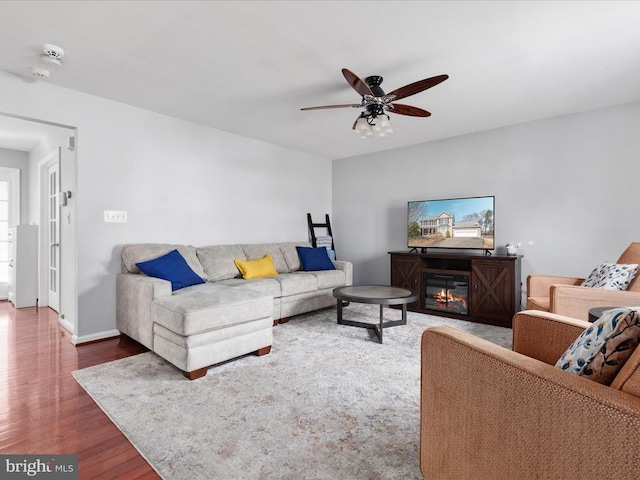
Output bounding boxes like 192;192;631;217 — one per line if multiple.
73;304;512;480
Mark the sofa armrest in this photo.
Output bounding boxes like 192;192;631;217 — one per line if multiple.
512;310;589;365
332;260;353;286
551;285;640;320
526;274;583;297
116;273;172;349
421;326;640;480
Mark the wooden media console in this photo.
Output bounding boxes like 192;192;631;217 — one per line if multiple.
389;251;522;328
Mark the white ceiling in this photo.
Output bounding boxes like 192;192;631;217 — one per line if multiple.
0;115;68;152
1;1;640;159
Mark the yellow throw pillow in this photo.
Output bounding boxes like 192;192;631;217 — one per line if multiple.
234;254;278;280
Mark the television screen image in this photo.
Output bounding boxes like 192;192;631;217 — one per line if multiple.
407;196;495;250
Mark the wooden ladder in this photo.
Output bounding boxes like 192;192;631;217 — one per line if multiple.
307;213;335;258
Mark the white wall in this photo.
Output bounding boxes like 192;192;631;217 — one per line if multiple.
332;100;640;305
0;148;29;224
0;71;332;340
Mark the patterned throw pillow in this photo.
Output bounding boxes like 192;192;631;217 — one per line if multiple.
580;262;638;290
555;307;640;385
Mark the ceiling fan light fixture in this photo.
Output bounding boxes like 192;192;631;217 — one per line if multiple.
377;114;391;129
302;68;447;138
371;114;392;137
354;117;373;139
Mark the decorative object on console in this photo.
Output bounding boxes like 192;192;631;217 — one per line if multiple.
580;262;638;290
135;249;205;291
505;243;521;256
555;307;640;385
234;254;279;279
296;246;336;271
301;68;448;139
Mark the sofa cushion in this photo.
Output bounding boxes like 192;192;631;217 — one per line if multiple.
217;277;282;298
152;285;272;336
122;244;206;279
307;269;346;290
197;245;245;281
136;249;205;291
242;243;289;273
526;296;550;311
234;254;278;279
279;242;312;272
555;307;640;385
610;340;640;395
275;273;318;296
296;246;336;271
580;262;638;290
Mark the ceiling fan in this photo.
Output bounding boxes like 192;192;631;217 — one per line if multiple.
301;68;449;138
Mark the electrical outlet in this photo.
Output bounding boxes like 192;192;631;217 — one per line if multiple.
104;210;128;223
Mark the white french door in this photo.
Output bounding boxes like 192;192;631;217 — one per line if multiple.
48;161;60;312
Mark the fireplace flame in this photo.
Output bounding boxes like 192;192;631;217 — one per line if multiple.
435;289;467;309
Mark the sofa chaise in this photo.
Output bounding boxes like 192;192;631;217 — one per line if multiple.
116;242;353;379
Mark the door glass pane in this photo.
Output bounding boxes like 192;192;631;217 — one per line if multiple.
0;181;7;201
0;262;7;283
0;200;8;222
0;240;7;262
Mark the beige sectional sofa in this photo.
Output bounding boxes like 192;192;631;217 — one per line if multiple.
116;242;353;379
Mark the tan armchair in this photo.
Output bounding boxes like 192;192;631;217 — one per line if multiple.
527;242;640;320
420;310;640;480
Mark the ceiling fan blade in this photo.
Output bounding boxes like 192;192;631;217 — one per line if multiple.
389;103;431;117
301;104;361;111
387;74;449;102
342;68;374;97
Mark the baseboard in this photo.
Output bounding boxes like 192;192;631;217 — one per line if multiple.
71;329;120;345
58;317;74;335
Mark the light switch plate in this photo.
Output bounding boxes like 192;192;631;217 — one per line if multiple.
104;210;127;223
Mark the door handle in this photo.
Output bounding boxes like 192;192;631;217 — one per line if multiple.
50;243;60;247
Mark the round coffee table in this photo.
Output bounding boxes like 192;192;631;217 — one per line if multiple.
333;285;418;343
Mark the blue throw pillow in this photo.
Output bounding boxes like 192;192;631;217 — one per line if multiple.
296;246;336;271
136;249;205;291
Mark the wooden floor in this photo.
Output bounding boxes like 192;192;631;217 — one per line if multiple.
0;302;160;479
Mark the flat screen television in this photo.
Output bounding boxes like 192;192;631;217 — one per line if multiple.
407;195;495;251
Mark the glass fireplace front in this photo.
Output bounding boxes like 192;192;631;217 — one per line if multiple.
423;272;469;315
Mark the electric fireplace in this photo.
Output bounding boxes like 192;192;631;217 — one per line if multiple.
423;272;469;315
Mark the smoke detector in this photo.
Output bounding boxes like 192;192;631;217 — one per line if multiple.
30;66;50;79
40;54;61;68
43;43;64;59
